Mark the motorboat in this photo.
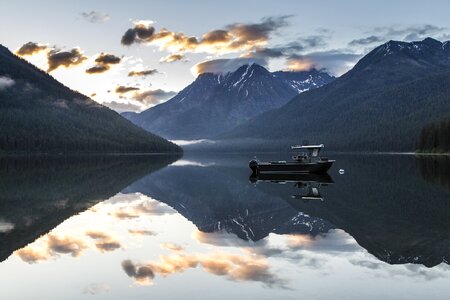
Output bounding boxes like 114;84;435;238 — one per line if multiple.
249;144;334;174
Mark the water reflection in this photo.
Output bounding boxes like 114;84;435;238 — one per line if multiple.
0;155;179;262
250;173;333;201
2;154;450;299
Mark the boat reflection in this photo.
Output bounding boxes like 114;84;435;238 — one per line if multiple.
250;172;333;201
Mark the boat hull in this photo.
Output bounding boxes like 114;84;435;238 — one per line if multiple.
250;160;334;174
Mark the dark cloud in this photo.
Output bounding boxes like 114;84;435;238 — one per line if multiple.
47;48;87;72
348;35;384;47
121;22;155;45
226;15;292;47
358;24;448;45
160;53;186;63
86;53;121;74
202;30;232;44
86;64;109;74
243;35;328;61
81;11;110;23
86;230;121;252
115;86;140;94
120;16;291;54
192;57;267;75
121;259;155;283
95;53;121;65
16;41;48;56
128;69;158;77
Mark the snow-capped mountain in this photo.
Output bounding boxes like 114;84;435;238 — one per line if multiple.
222;38;450;152
123;64;334;139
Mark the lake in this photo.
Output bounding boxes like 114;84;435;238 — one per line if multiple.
1;153;450;299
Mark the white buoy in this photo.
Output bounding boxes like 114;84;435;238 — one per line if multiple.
339;169;345;175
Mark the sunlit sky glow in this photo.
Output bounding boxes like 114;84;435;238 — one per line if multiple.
1;0;450;112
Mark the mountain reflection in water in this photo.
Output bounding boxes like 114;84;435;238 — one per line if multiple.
1;154;450;299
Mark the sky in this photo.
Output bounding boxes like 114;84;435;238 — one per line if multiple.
1;0;450;112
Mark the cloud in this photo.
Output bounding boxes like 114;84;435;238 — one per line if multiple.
128;229;157;236
350;24;449;49
47;234;87;257
348;35;384;47
86;230;121;252
95;53;121;65
47;48;88;72
191;57;267;75
102;100;142;113
160;243;184;252
286;51;362;75
86;64;109;74
112;199;176;219
131;89;176;106
160;53;186;63
121;20;156;45
15;41;48;56
121;251;288;288
0;76;15;90
115;85;140;94
128;69;158;77
81;11;110;23
86;53;121;74
15;247;49;264
122;259;155;284
120;16;291;55
82;283;111;295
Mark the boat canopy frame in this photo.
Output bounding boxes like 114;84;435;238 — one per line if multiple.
291;144;324;158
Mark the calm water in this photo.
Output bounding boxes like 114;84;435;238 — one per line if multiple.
1;153;450;299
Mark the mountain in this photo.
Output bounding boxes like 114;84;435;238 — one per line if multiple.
0;45;181;153
219;38;450;152
122;64;334;140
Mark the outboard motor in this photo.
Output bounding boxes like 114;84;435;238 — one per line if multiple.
249;159;259;174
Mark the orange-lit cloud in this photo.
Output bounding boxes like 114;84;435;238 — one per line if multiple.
121;250;288;288
15;247;50;264
86;230;122;252
47;48;88;72
128;69;158;77
46;234;87;257
128;229;157;236
15;42;48;56
112;199;175;220
131;89;176;106
120;16;291;56
86;53;121;74
285;57;315;71
160;53;186;63
115;85;140;94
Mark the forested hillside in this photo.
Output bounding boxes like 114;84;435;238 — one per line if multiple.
0;45;181;153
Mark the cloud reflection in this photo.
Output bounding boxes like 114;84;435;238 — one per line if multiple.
121;250;288;288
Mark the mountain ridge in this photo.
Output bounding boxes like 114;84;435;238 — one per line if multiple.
217;38;450;152
0;44;181;153
123;64;334;139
